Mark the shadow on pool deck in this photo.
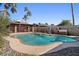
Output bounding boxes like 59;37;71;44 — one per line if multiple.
42;47;79;56
42;41;79;56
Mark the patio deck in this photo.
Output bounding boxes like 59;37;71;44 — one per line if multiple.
4;32;63;55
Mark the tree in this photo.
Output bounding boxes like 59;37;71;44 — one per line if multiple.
45;23;48;25
23;7;32;23
0;15;9;50
38;23;41;25
0;3;17;16
71;3;75;26
58;20;72;26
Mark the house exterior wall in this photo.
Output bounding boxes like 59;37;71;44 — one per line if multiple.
7;23;32;33
34;25;79;35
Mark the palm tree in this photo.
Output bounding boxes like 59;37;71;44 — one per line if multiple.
0;3;17;16
71;3;75;26
23;7;32;23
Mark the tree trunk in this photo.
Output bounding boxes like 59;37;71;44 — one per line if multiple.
71;3;75;26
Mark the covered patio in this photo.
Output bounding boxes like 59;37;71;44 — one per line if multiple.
7;22;33;33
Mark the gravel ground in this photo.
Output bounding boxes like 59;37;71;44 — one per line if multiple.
0;40;30;56
42;47;79;56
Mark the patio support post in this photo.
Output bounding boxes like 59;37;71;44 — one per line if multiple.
32;27;34;32
28;26;30;32
15;26;17;33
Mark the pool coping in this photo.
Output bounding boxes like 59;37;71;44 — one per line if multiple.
4;32;63;55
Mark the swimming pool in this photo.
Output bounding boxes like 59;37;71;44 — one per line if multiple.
16;34;76;45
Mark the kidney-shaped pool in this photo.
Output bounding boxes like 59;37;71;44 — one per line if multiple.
16;33;76;45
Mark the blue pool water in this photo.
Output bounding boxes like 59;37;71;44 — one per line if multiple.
16;34;76;45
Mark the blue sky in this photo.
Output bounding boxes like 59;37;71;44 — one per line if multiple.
0;3;79;25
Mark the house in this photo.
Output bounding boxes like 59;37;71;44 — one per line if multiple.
7;21;50;33
7;22;33;33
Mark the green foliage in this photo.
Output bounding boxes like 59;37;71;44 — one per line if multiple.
24;7;29;11
0;15;9;48
45;23;48;25
58;20;72;26
27;11;32;16
0;3;17;16
23;7;32;22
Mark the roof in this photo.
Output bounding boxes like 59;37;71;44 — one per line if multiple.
8;22;33;26
8;21;48;27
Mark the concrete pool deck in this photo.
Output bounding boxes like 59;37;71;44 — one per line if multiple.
4;32;63;55
46;36;79;54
